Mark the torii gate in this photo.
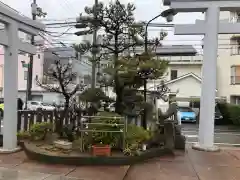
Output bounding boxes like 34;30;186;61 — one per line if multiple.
163;0;240;151
0;5;44;152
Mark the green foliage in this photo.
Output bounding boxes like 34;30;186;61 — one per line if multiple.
104;55;168;89
123;143;140;156
126;124;151;145
29;122;53;141
84;112;124;148
217;103;232;125
79;88;109;102
82;111;152;155
17;131;30;140
123;124;152;156
227;104;240;125
103;55;168;115
74;1;146;114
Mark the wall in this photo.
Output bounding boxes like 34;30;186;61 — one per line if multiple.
156;76;202;112
0;47;44;92
217;54;240;102
165;64;202;81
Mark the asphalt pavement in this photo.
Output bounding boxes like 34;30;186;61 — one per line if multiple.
181;123;240;146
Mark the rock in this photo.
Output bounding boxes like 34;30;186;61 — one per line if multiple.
54;140;72;150
164;121;175;150
175;135;186;150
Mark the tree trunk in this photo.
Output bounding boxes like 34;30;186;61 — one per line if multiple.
115;84;123;114
114;33;124;114
57;96;70;137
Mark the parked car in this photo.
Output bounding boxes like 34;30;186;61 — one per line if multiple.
27;101;55;111
177;106;197;124
189;101;223;122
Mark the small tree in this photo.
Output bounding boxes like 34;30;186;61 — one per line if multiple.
36;60;84;110
74;0;144;114
99;52;169;117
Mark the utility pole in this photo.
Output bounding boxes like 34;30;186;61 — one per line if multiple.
25;1;46;109
26;0;36;102
91;0;98;89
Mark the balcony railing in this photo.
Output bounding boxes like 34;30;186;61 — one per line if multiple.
157;55;203;63
230;45;240;55
231;76;240;85
230;16;240;23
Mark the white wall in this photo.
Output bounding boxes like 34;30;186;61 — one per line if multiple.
168;76;201;97
17;52;44;91
150;76;202;111
217;54;240;102
165;64;202;81
0;48;44;92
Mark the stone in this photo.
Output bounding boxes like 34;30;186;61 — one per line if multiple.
192;143;220;152
164;121;175;150
54;140;72;150
175;135;186;150
0;146;21;154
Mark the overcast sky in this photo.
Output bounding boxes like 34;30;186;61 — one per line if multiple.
0;0;204;51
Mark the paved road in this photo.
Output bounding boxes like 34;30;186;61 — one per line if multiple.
182;123;240;146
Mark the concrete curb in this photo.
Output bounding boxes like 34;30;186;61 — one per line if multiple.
186;141;240;148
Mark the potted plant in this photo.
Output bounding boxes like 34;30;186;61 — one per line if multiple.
91;131;112;156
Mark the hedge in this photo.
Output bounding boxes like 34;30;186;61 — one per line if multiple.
218;103;240;126
227;104;240;126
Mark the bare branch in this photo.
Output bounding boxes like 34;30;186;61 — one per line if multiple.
36;59;79;101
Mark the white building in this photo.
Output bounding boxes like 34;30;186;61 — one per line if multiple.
145;10;240;109
217;11;240;104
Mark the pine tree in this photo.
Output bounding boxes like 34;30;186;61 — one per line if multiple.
74;0;144;114
99;52;169;116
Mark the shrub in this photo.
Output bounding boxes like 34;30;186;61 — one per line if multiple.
84;112;124;148
124;124;152;156
82;111;152;154
217;103;232;125
227;104;240;125
17;131;30;140
29;122;53;141
126;124;151;145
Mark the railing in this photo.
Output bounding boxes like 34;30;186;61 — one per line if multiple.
158;55;203;63
76;115;127;152
231;76;240;85
230;45;240;55
229;16;240;23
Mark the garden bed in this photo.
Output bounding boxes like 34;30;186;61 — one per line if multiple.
21;141;173;166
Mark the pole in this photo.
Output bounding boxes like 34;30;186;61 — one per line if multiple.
3;22;18;150
194;6;220;150
25;0;36;108
91;0;98;89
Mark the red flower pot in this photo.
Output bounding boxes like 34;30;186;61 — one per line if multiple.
92;145;111;156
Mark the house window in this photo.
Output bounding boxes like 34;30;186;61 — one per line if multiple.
231;66;240;84
230;96;240;105
231;39;240;55
24;71;28;80
231;12;240;22
170;70;178;80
